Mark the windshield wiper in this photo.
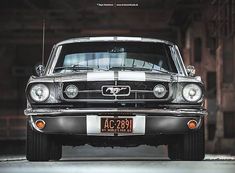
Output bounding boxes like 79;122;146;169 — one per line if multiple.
109;66;135;71
54;65;108;72
109;66;171;74
54;65;95;72
149;68;171;74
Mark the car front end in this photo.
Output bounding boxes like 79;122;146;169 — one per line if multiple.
25;36;207;161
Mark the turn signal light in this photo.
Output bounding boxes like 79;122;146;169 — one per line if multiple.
35;119;46;129
187;120;197;129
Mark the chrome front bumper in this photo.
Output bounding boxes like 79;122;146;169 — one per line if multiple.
27;108;207;135
29;114;204;135
25;108;207;116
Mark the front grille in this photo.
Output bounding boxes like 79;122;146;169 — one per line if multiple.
62;81;170;101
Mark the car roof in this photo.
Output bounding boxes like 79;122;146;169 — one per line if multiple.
56;36;175;46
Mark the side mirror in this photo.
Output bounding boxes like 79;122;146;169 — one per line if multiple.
186;65;196;77
35;65;45;76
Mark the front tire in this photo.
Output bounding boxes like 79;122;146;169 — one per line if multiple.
50;138;62;161
168;120;205;161
26;122;62;161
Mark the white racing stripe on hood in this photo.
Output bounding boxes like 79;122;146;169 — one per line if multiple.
87;71;114;81
118;71;146;81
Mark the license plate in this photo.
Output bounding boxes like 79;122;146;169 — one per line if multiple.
101;117;133;133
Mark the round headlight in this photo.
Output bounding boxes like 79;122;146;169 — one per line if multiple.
65;85;78;98
153;84;167;98
183;84;202;102
30;84;49;102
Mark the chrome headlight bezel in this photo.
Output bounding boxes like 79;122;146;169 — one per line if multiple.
182;83;202;102
29;84;50;102
64;84;79;98
153;84;167;98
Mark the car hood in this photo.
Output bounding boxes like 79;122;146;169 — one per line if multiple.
27;71;202;84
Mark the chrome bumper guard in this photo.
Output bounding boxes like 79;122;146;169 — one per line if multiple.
25;108;207;116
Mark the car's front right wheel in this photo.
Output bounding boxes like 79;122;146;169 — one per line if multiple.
168;120;205;161
26;122;62;161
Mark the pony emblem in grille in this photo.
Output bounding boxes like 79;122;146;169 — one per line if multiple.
102;86;130;96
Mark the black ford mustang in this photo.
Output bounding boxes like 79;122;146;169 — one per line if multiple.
25;36;207;161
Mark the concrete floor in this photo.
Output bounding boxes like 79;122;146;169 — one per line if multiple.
0;145;235;173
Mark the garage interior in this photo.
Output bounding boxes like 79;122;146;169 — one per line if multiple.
0;0;235;154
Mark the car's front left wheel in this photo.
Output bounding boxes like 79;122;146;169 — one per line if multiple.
26;122;62;161
168;119;205;161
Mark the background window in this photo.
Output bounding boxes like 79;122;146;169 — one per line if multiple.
208;124;216;141
194;37;202;63
224;112;235;138
223;38;234;83
206;72;216;98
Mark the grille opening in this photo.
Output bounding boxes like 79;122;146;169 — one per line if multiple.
62;81;170;100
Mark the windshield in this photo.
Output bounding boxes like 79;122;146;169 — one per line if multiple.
53;42;178;73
